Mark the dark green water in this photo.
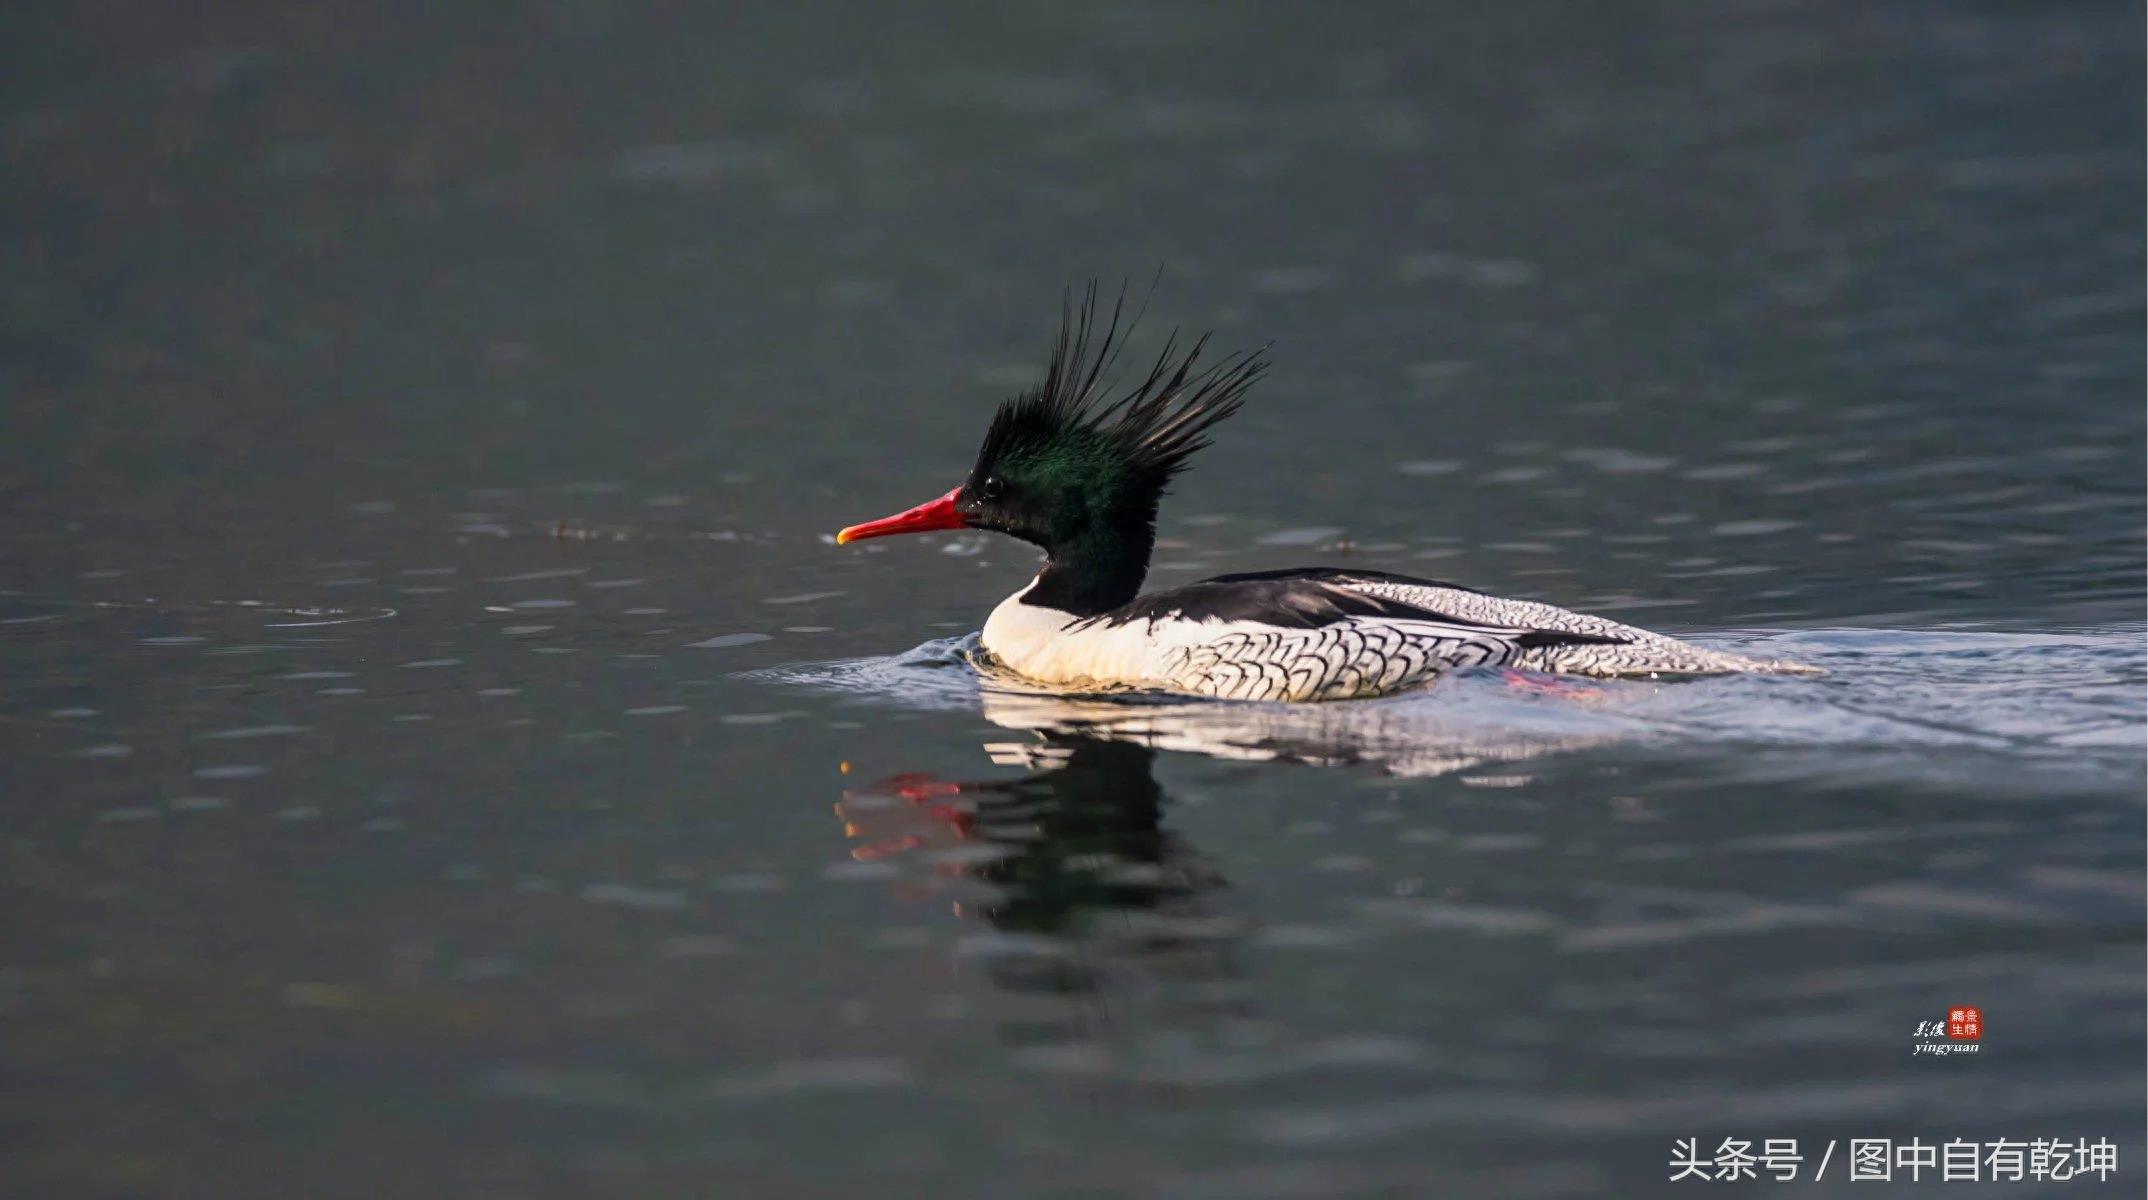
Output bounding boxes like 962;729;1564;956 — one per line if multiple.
3;2;2143;1196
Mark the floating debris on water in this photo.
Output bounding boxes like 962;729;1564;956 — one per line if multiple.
195;765;269;780
487;568;586;582
582;883;689;911
201;725;310;740
690;633;771;649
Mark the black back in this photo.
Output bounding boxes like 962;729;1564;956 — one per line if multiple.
1076;567;1628;648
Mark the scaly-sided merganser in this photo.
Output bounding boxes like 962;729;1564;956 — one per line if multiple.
837;288;1819;701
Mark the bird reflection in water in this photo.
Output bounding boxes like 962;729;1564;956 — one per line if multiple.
838;734;1247;1043
833;683;1616;1043
967;677;1622;778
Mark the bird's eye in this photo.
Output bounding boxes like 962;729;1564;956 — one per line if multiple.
980;476;1005;500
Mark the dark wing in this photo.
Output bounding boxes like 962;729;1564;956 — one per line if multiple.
1088;568;1628;648
1203;566;1486;596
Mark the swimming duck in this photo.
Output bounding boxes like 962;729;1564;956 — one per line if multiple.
837;288;1817;701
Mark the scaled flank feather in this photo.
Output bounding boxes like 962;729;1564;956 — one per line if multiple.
977;282;1268;486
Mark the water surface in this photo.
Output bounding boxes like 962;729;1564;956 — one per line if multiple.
3;1;2143;1196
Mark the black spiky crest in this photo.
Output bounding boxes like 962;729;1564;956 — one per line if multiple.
973;283;1268;494
954;283;1268;616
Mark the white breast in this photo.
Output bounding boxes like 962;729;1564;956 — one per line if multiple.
980;579;1165;690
